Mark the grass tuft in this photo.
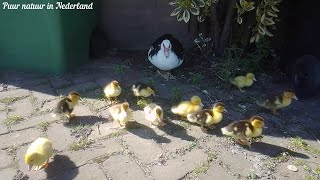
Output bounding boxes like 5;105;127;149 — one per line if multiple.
3;116;24;127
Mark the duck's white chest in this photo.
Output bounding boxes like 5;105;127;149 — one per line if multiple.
148;50;182;71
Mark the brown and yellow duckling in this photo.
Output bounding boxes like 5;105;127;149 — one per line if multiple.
229;73;257;92
144;103;166;128
171;96;204;119
104;80;121;103
109;102;132;129
51;91;80;119
187;102;227;132
257;90;298;115
132;82;155;98
221;115;265;147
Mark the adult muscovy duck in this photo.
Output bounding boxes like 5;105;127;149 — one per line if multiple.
148;34;183;79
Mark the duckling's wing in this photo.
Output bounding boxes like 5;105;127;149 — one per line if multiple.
229;76;245;86
54;97;71;114
257;94;282;108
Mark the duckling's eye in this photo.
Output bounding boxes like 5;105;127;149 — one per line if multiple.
30;159;33;162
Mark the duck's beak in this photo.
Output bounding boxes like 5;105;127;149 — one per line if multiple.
28;164;33;171
253;78;257;81
164;47;170;58
293;95;298;100
200;102;204;107
224;109;228;112
263;125;268;129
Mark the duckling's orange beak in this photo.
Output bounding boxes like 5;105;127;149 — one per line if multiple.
293;95;298;100
224;109;228;112
200;102;204;107
253;78;257;81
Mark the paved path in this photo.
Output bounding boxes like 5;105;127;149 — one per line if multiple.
0;57;319;180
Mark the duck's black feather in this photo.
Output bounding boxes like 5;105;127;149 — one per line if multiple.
225;120;254;136
54;97;73;114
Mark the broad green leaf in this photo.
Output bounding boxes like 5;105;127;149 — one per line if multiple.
264;27;274;37
267;11;278;17
249;35;256;43
183;10;191;23
271;5;280;12
237;16;243;24
190;6;200;15
177;12;184;21
171;7;182;16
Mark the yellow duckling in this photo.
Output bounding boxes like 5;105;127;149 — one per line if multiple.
257;90;298;115
51;91;80;119
221;115;265;147
187;102;227;132
132;82;155;98
25;137;54;171
171;96;204;119
144;103;166;128
109;102;132;128
229;73;257;92
104;80;121;103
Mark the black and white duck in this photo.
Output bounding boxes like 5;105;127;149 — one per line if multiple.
148;34;183;80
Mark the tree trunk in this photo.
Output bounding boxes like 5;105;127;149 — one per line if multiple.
210;0;237;56
210;3;220;52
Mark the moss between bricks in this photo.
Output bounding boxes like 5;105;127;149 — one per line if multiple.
3;116;24;127
291;137;320;155
69;139;94;151
0;97;22;105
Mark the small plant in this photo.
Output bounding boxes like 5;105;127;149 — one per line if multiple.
114;65;126;74
69;138;94;151
36;122;50;132
180;121;191;129
191;73;204;84
3;116;24;127
136;98;151;108
291;137;320;155
0;97;21;104
70;124;93;138
246;173;259;180
194;162;210;175
29;95;38;105
171;86;182;104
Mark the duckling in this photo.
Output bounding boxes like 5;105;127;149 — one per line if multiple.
144;103;166;128
229;73;257;92
171;96;204;119
25;137;54;171
187;102;227;132
109;102;132;128
221;115;265;147
132;82;155;98
51;91;80;119
104;80;121;103
257;90;298;115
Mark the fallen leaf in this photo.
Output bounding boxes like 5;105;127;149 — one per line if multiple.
287;165;298;172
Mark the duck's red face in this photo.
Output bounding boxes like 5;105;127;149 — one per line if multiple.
162;40;171;58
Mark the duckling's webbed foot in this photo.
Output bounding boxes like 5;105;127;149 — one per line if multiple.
239;88;246;92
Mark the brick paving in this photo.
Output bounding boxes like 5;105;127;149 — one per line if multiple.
0;57;319;180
